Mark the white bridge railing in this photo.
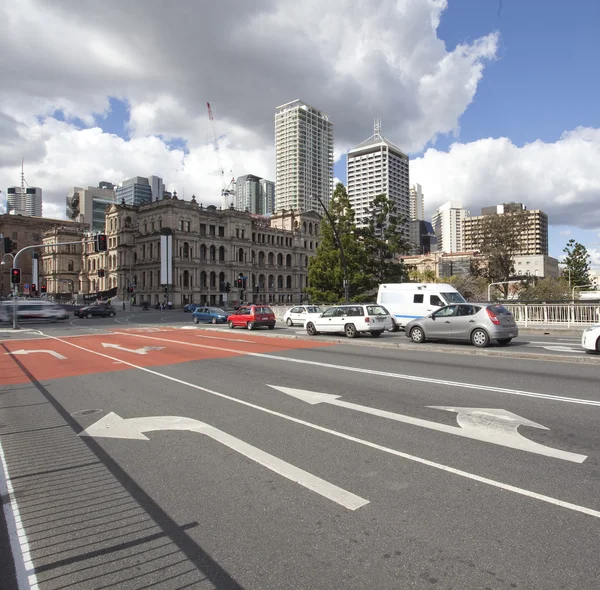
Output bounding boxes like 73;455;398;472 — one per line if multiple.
502;304;600;327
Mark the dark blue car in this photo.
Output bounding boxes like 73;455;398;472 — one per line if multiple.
192;306;228;324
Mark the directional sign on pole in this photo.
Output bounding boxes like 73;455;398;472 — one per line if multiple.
7;349;67;360
80;412;368;510
268;386;587;463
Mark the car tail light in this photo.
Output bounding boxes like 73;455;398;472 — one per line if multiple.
365;317;370;323
486;308;500;325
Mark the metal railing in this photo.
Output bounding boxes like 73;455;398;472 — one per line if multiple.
502;304;600;327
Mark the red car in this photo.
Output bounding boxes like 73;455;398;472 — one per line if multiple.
227;305;276;330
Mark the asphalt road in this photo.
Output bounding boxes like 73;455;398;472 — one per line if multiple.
0;314;599;589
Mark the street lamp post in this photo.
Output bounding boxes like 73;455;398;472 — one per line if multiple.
487;280;523;301
572;284;593;300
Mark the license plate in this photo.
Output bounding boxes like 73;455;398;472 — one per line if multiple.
260;316;268;321
376;317;384;322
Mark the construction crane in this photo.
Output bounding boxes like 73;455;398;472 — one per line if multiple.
207;102;235;208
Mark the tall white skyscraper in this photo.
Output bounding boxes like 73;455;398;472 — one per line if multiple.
346;120;410;235
275;100;333;212
409;183;424;221
7;186;42;217
432;200;469;253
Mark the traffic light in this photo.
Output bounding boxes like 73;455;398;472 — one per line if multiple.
41;285;47;293
3;237;12;254
95;234;108;252
129;286;135;294
11;268;21;284
98;269;105;278
31;284;36;292
225;282;231;293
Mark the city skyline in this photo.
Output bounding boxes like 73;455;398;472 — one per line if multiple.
0;1;599;266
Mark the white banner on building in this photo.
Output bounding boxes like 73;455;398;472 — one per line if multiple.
32;255;39;288
160;234;173;285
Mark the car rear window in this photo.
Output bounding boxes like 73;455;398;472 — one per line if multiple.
254;306;273;314
366;305;389;316
489;305;512;315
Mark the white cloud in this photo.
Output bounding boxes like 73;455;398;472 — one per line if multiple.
0;0;499;216
412;127;600;229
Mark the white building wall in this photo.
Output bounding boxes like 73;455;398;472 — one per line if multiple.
409;183;424;220
432;201;468;253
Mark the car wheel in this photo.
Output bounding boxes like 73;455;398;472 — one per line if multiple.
247;321;255;330
109;312;115;317
410;326;425;343
268;325;275;330
86;313;92;319
286;318;293;326
370;330;383;338
345;323;358;338
306;322;319;336
212;317;217;324
193;317;200;324
471;328;490;348
388;321;400;333
228;320;235;329
496;338;512;346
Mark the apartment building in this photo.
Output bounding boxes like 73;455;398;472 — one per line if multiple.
409;183;424;221
463;203;549;255
275;100;334;212
432;201;469;253
235;175;275;214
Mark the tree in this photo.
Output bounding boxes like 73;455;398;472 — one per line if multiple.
358;193;410;286
446;275;488;301
306;183;370;302
562;239;591;288
518;277;570;301
473;209;528;298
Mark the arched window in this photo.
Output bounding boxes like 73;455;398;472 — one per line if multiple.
303;222;307;234
200;244;207;260
286;254;292;267
315;223;319;235
219;246;225;262
142;244;146;259
268;252;274;265
268;274;275;290
68;259;74;272
277;275;284;289
200;271;207;289
286;275;292;289
92;259;96;271
210;245;216;260
219;272;225;287
133;252;137;263
258;251;265;265
87;259;91;271
183;270;190;288
209;272;216;288
277;253;283;266
183;242;189;258
305;255;309;268
149;244;153;260
238;248;244;262
251;250;256;263
308;223;313;235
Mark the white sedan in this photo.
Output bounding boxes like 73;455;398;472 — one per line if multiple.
283;305;323;326
582;324;600;353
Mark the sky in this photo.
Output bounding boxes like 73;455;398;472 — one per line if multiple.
0;0;599;267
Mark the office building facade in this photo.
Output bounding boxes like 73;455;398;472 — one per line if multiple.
463;203;549;256
409;183;424;221
275;100;334;212
431;201;469;254
409;220;437;255
6;186;42;217
66;183;117;231
346;122;410;236
116;176;165;207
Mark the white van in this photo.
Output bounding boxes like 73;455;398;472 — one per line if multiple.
377;283;466;330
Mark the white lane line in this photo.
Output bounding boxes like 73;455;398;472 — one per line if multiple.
34;332;600;520
108;331;600;407
0;440;40;589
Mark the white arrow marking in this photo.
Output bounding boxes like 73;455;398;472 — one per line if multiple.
268;386;586;463
80;412;368;511
101;343;164;355
7;349;67;360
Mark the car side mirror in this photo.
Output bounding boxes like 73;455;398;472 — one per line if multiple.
430;315;436;320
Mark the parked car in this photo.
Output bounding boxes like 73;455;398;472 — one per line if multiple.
305;304;392;338
404;303;518;348
192;307;228;324
581;324;600;354
183;303;201;313
0;300;69;322
283;305;323;326
73;304;117;319
227;305;276;330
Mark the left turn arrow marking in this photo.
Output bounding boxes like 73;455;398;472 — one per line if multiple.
7;349;67;360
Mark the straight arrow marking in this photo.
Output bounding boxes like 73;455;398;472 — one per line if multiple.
267;386;587;464
80;412;368;511
6;349;67;360
101;343;164;355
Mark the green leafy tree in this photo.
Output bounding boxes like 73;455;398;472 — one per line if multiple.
562;239;591;288
358;193;410;286
306;183;370;302
518;277;570;301
473;208;528;298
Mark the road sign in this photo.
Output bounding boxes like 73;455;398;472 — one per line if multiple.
268;386;587;463
80;412;369;510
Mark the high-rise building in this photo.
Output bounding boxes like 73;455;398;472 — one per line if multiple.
66;183;117;231
409;183;424;221
409;220;437;255
235;175;262;213
259;179;275;215
7;186;42;217
275;100;334;212
432;201;469;253
116;176;164;206
463;203;548;255
346;120;410;236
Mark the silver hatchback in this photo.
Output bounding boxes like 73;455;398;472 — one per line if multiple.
404;303;518;348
